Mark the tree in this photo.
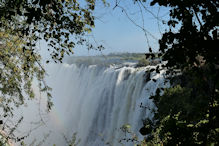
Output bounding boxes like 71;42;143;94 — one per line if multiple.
0;30;46;116
0;0;104;115
0;0;109;144
139;0;219;145
0;0;100;61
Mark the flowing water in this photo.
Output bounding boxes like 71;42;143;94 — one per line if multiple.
15;58;166;146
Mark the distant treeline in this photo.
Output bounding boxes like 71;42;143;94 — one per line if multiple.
107;52;161;67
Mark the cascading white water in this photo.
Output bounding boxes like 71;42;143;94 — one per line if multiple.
41;59;166;146
11;57;165;146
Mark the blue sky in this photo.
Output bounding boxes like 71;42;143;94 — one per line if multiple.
39;0;169;58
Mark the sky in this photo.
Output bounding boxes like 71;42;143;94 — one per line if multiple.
39;0;169;58
75;0;170;56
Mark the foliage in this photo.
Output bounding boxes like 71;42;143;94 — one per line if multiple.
139;0;219;145
0;31;51;116
0;0;103;115
145;81;219;145
0;0;101;143
0;0;100;62
0;116;24;145
63;132;81;146
136;57;149;67
151;0;219;72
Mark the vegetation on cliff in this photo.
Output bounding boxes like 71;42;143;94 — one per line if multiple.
139;0;219;145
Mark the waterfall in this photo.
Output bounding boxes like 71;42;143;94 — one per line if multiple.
41;60;165;146
11;57;165;146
